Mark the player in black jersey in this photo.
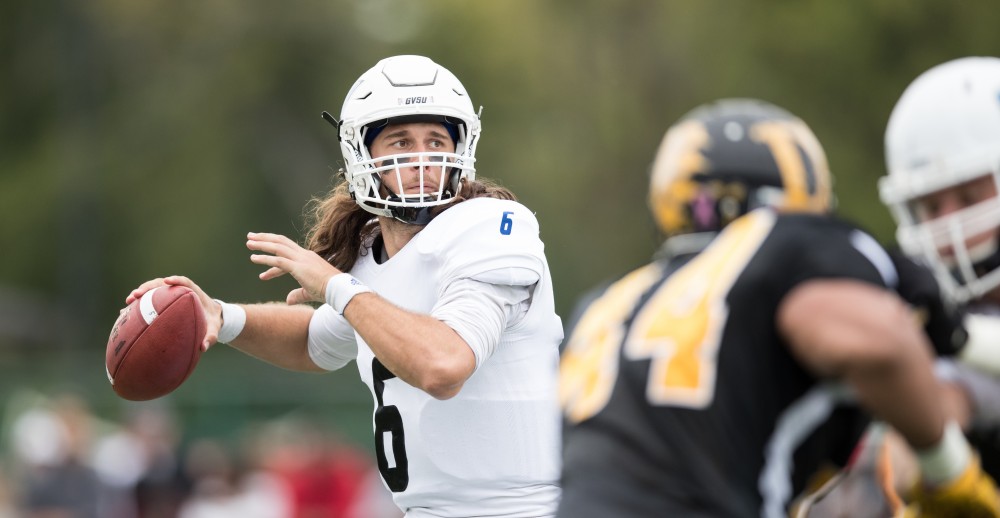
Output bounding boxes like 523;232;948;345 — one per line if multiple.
557;99;1000;517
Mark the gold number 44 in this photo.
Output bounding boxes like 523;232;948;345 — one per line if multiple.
560;210;776;422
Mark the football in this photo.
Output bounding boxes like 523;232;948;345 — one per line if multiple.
105;285;207;401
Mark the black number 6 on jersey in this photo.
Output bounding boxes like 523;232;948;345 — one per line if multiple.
373;358;409;492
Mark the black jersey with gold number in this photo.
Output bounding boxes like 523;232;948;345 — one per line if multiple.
558;209;899;518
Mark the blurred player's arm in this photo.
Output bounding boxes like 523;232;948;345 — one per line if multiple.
779;278;1000;515
779;279;945;449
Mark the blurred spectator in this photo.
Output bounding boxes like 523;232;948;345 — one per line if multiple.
278;436;366;518
90;403;189;518
178;437;288;518
0;465;15;518
346;468;404;518
245;417;395;518
5;392;397;518
10;394;102;518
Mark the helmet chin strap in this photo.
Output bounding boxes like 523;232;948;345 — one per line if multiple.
971;236;1000;278
942;234;1000;299
969;235;1000;263
389;205;437;225
384;190;457;225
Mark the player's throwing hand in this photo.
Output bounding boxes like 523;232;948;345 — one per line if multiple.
247;231;343;305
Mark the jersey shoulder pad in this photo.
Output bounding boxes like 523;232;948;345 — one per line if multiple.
418;198;545;284
771;213;894;287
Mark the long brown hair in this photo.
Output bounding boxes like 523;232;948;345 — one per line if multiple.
304;175;517;272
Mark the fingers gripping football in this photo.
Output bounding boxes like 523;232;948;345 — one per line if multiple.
246;232;341;305
126;276;223;352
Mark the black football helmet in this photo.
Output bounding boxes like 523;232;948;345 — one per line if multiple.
649;98;833;242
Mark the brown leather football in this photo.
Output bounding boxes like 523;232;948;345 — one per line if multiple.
105;285;206;401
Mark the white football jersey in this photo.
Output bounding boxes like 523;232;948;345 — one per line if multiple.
308;198;563;518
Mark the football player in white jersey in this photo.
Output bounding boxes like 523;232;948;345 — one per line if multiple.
880;56;1000;489
795;56;1000;515
127;55;563;517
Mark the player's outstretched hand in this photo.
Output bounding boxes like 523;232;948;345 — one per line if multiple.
125;276;223;352
246;232;342;306
913;454;1000;517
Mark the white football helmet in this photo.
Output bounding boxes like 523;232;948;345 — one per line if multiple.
334;55;481;224
879;56;1000;303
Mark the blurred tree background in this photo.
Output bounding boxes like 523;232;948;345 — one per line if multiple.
1;0;999;452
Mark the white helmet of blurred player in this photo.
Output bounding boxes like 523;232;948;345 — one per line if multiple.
880;56;1000;303
333;55;481;225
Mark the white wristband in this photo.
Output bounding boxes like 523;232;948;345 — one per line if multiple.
326;273;373;314
215;300;246;344
916;420;971;486
960;313;1000;376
